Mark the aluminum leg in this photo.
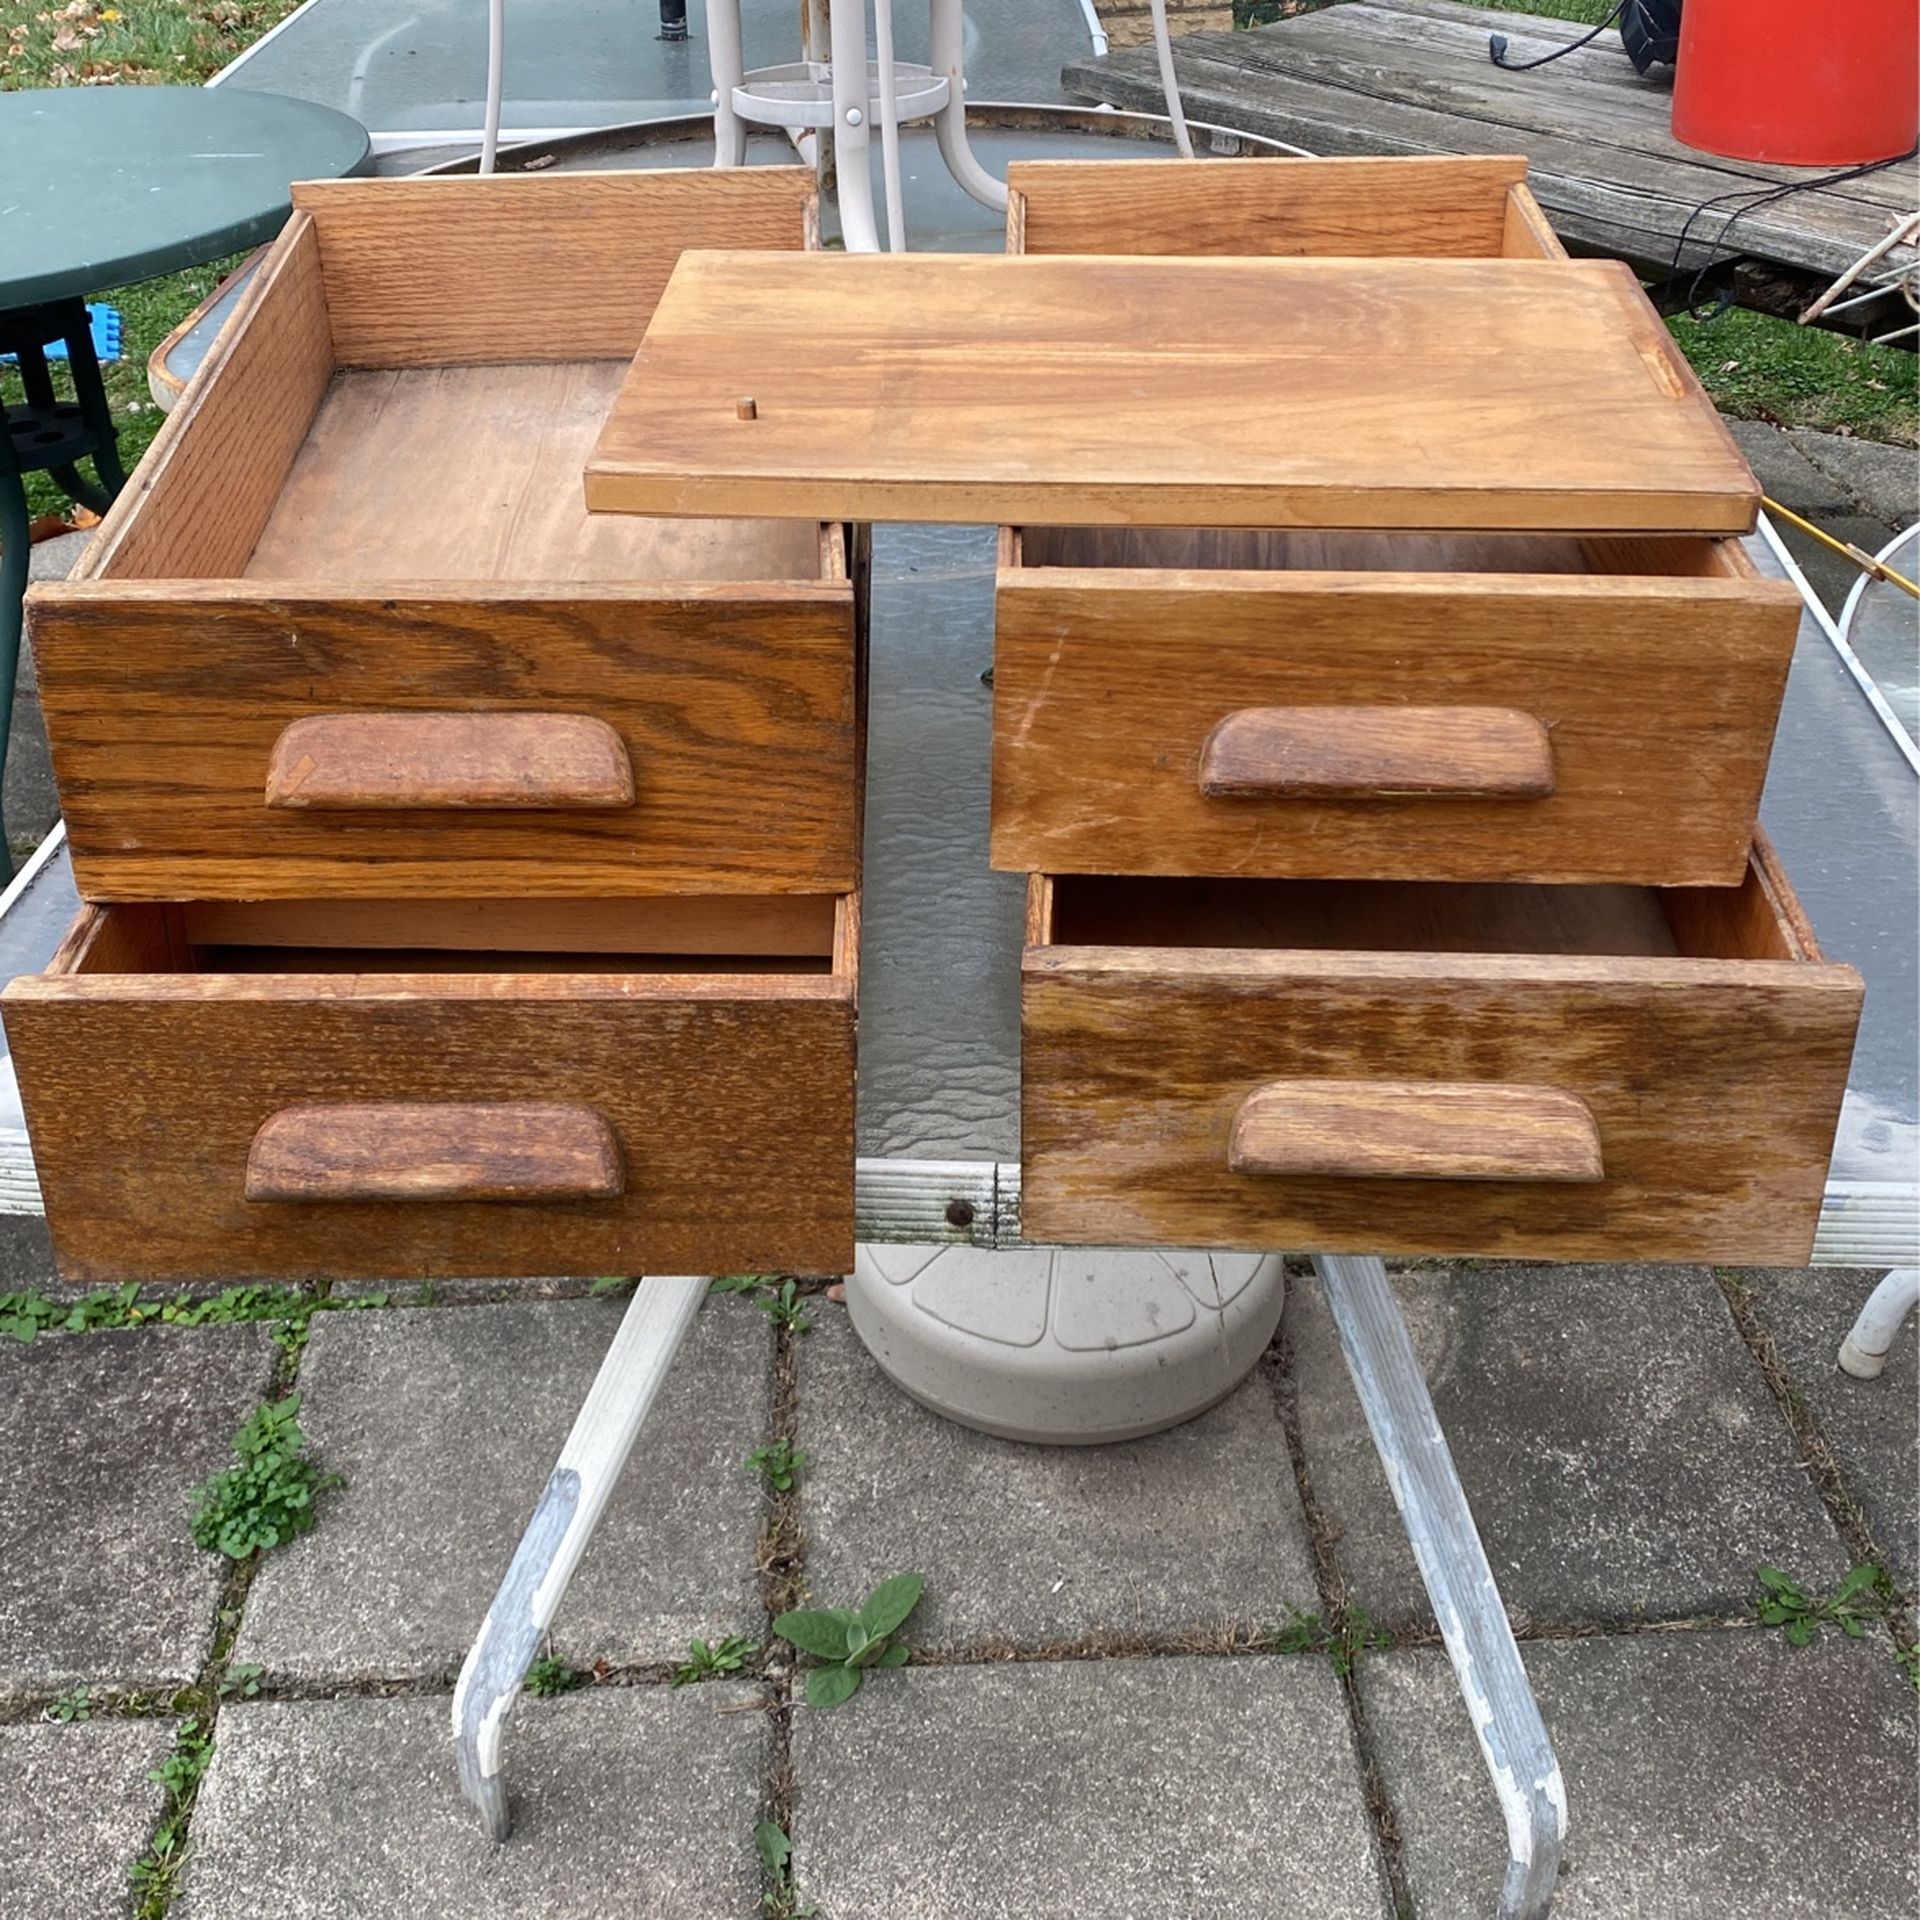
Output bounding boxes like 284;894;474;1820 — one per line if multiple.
929;0;1007;212
1315;1254;1566;1920
828;0;881;252
703;0;748;167
453;1274;707;1840
1838;1267;1920;1380
479;0;504;172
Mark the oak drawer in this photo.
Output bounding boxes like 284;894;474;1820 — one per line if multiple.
1021;842;1861;1265
29;168;863;902
993;527;1799;888
2;894;858;1284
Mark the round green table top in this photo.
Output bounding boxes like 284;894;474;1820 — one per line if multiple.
0;85;368;311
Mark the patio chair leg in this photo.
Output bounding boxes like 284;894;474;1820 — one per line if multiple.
1314;1254;1566;1920
452;1273;707;1841
929;0;1008;211
828;0;881;252
702;0;748;167
1838;1268;1920;1380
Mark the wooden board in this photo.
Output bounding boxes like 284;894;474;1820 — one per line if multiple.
585;251;1759;531
245;361;825;585
3;901;858;1283
1020;853;1862;1265
290;167;818;367
991;543;1798;885
1063;0;1919;292
32;580;860;899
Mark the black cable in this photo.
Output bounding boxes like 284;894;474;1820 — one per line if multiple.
1487;2;1626;71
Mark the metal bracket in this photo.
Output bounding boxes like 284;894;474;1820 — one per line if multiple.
452;1273;707;1840
1315;1253;1566;1919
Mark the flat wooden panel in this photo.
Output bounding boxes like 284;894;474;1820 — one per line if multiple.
585;252;1760;531
75;216;334;583
245;362;825;586
291;168;817;366
35;583;858;899
1021;864;1862;1265
3;905;858;1283
1502;183;1568;259
991;565;1797;885
1008;154;1524;257
247;1102;624;1202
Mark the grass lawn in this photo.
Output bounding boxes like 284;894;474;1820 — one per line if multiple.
1;1;299;517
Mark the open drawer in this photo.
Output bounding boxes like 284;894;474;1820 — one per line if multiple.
2;893;858;1283
1021;841;1861;1265
1006;153;1567;259
28;168;863;902
993;526;1800;887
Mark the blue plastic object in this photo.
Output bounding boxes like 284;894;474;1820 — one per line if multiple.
0;303;122;367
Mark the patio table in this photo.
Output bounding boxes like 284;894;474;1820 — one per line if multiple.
0;84;367;870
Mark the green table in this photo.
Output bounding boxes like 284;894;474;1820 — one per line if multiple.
0;84;367;872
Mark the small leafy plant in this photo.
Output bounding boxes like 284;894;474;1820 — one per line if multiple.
44;1683;91;1724
746;1438;808;1494
1752;1564;1889;1646
755;1819;816;1919
756;1280;813;1336
129;1717;215;1917
1267;1605;1390;1678
189;1395;341;1560
711;1274;774;1297
672;1634;760;1686
774;1574;923;1708
524;1654;586;1698
218;1663;264;1702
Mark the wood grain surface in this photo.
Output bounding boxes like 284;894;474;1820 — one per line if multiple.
35;582;858;899
1020;855;1862;1264
245;1102;625;1203
4;901;859;1282
991;540;1796;885
290;168;817;367
1227;1079;1605;1182
1196;706;1555;799
1007;154;1527;257
584;251;1760;530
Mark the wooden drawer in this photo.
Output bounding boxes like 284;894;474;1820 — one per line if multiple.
1020;841;1861;1265
29;168;863;901
993;527;1800;888
2;894;858;1284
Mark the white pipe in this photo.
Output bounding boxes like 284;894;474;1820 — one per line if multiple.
1075;0;1111;57
874;0;907;251
1838;1269;1920;1378
480;0;506;173
1148;0;1194;160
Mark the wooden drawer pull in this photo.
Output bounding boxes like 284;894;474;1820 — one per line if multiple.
246;1102;624;1204
1228;1080;1603;1184
1198;707;1554;799
265;713;636;810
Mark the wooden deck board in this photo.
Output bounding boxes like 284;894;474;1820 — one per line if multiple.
1063;0;1918;291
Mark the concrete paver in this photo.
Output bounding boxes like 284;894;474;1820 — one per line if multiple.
792;1656;1388;1920
796;1306;1319;1649
180;1688;765;1920
1285;1265;1848;1629
0;1325;278;1690
1739;1265;1919;1587
0;1719;172;1920
1365;1629;1920;1918
236;1298;773;1680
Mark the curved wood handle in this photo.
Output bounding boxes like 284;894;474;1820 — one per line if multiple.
1198;707;1554;799
265;713;635;810
246;1102;624;1203
1229;1080;1602;1184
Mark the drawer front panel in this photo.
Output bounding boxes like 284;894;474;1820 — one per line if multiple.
5;962;855;1283
36;584;858;900
1022;948;1861;1267
992;570;1798;886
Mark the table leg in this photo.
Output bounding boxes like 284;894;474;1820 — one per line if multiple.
1314;1253;1566;1920
452;1273;707;1841
1838;1267;1920;1380
0;458;28;883
929;0;1008;212
54;302;125;504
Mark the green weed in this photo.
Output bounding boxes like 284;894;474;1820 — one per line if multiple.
671;1634;759;1687
745;1437;807;1494
1266;1605;1391;1678
189;1396;340;1560
774;1574;922;1709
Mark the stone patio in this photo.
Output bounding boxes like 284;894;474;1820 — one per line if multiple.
0;1266;1913;1919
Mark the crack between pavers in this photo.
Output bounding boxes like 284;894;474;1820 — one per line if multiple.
1260;1320;1417;1920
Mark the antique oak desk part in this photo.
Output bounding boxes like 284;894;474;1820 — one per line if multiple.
580;201;1861;1920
